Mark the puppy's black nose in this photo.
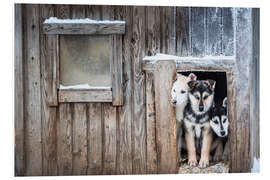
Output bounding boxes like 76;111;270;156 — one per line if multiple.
171;100;177;105
220;131;225;136
199;106;204;111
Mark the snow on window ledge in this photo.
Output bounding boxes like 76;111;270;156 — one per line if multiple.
44;17;125;24
59;84;111;90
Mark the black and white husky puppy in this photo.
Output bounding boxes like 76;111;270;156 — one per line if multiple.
210;97;229;161
183;79;216;168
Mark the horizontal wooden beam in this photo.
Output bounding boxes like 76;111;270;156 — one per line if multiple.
58;90;112;102
43;21;125;35
142;55;235;72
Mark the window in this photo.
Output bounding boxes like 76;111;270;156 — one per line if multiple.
43;17;125;106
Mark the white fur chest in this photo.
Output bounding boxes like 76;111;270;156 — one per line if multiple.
184;119;210;138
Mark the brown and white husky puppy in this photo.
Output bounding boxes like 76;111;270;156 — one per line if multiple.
171;73;197;160
183;79;216;167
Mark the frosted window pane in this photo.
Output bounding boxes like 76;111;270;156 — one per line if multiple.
60;35;111;87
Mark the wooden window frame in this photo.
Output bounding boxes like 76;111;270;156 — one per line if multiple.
43;18;125;106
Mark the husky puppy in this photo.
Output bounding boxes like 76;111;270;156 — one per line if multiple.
171;73;197;160
183;79;216;167
210;97;229;161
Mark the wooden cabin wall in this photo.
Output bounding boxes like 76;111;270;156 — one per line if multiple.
15;4;259;175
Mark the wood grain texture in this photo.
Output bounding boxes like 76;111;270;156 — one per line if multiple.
206;8;222;55
131;6;147;174
111;34;123;106
72;103;88;175
87;103;103;175
14;4;24;176
23;4;43;176
222;8;234;56
115;6;133;174
191;7;206;56
160;6;176;54
103;103;117;175
58;90;112;103
57;103;73;175
146;6;160;56
145;72;157;174
230;8;252;172
39;4;57;176
154;60;178;174
176;7;190;56
43;22;125;35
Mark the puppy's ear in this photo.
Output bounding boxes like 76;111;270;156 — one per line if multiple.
206;79;216;90
223;97;227;108
187;80;198;90
176;73;186;81
188;73;197;81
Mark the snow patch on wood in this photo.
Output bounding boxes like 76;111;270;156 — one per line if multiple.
251;158;260;173
44;17;125;24
59;84;111;90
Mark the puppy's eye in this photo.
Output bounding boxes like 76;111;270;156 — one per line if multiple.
173;89;176;92
223;118;227;123
213;120;219;124
195;95;200;100
203;95;208;100
181;90;186;94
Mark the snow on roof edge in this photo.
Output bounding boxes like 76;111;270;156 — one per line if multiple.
44;17;125;24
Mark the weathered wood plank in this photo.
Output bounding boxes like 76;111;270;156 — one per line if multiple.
131;6;147;174
14;4;24;176
222;8;234;56
86;5;102;19
103;103;117;175
39;4;57;176
55;4;71;19
191;7;206;56
72;103;88;175
176;7;190;56
43;22;125;35
87;103;103;175
111;34;123;106
206;7;222;55
116;6;133;174
58;90;112;103
146;6;160;56
230;8;252;172
160;6;176;54
23;4;43;176
154;60;178;174
145;72;157;174
57;103;73;175
142;56;235;72
71;5;86;19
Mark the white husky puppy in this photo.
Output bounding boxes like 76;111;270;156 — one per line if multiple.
171;73;197;160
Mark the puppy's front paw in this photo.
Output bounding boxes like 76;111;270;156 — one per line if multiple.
199;156;209;168
213;151;223;162
188;156;197;166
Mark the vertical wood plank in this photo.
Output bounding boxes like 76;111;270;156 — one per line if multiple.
160;6;176;54
55;5;72;176
206;7;222;56
39;4;58;175
115;6;133;174
145;72;157;174
131;6;147;174
154;60;178;174
72;103;88;175
24;4;43;176
222;8;234;56
230;8;252;172
176;7;190;56
57;103;73;175
146;6;160;56
103;103;117;175
87;103;103;175
15;4;24;176
191;7;206;56
85;5;102;19
71;5;86;18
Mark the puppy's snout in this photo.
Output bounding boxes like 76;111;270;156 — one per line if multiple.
199;105;204;112
171;99;177;105
220;131;225;136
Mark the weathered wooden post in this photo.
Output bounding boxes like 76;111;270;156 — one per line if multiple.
154;60;178;174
